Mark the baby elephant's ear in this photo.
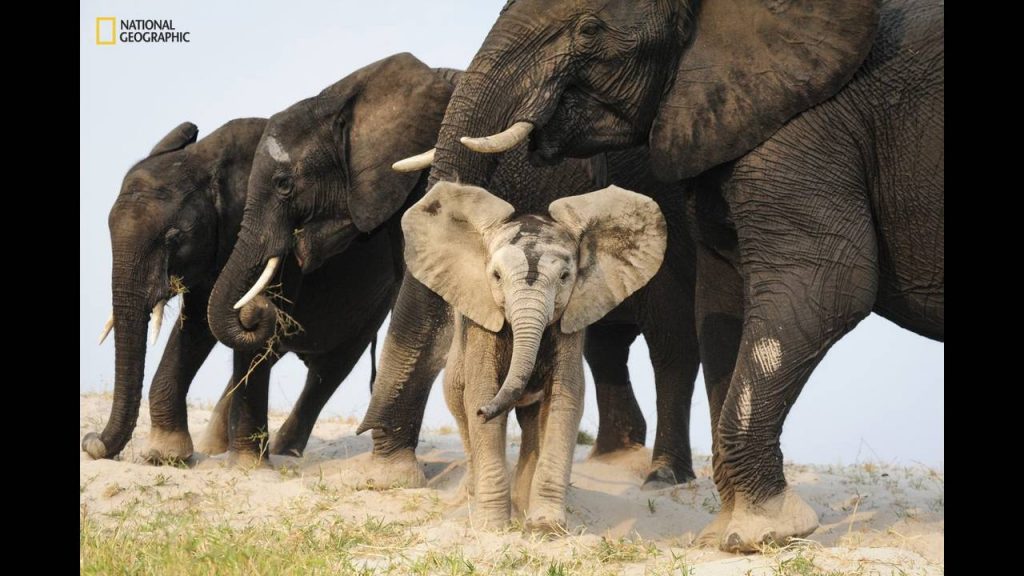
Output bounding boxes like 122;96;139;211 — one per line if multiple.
401;181;514;332
549;186;667;334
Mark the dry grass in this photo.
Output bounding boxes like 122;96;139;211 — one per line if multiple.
169;275;188;327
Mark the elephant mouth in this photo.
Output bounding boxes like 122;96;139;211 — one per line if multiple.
529;88;633;165
293;219;360;274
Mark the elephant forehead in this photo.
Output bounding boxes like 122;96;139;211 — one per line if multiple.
490;217;576;283
493;216;575;248
262;135;291;163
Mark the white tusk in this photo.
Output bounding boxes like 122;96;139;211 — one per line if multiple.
233;256;280;310
391;149;435;172
149;300;166;346
98;312;114;345
460;121;534;154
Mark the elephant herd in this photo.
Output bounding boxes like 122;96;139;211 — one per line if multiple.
84;0;943;554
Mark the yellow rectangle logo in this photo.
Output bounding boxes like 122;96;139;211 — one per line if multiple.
96;17;116;45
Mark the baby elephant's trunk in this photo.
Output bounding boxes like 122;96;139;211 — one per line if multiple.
477;285;553;421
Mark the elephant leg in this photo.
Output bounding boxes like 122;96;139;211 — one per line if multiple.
525;333;585;534
584;322;646;458
692;239;745;546
462;324;510;529
442;344;474;498
227;351;280;466
274;287;395;457
145;289;217;463
268;353;350;457
358;273;453;488
512;402;541;517
196;376;234;455
717;161;878;552
642;317;699;489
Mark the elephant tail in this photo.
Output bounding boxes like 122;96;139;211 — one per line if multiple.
369;335;377;393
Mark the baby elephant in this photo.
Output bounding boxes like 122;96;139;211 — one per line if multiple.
402;182;667;531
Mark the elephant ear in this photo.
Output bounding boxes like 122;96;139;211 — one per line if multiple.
649;0;879;180
337;53;455;232
149;122;198;156
401;182;514;332
549;185;667;334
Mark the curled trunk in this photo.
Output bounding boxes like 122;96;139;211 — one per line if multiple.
207;236;279;352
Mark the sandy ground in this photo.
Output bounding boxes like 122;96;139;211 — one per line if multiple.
80;394;943;575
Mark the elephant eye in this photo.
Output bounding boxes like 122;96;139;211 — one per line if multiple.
492;270;502;282
273;174;294;198
578;19;602;38
560;270;571;282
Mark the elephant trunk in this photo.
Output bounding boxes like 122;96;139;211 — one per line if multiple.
82;254;159;459
427;76;506;189
477;285;553;421
427;22;544;189
207;234;279;352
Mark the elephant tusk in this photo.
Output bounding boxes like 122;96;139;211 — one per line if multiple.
460;121;534;154
392;149;435;172
233;256;280;310
98;312;114;345
149;300;166;346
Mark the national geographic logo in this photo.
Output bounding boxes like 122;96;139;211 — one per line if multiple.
95;18;191;45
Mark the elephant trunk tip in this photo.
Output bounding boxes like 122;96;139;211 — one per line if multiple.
476;403;505;423
81;432;108;459
476;375;528;422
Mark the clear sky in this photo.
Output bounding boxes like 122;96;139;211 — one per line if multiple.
80;1;944;467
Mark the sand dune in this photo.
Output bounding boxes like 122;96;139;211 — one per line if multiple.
80;394;943;574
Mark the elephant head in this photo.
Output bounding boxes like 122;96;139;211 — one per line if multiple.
404;0;878;187
402;182;667;420
84;118;265;459
207;53;453;351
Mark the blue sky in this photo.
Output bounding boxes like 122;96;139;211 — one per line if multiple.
80;1;943;467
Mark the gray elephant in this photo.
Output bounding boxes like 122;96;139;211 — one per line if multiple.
203;53;453;473
403;182;667;531
82;118;398;463
376;0;943;552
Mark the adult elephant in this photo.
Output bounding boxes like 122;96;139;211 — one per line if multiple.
83;118;266;461
377;0;944;552
205;54;455;471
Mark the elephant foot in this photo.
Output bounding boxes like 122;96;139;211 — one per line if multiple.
641;459;695;491
524;505;567;536
695;508;733;548
143;428;194;464
721;489;818;553
587;444;651;479
196;418;229;456
511;483;530;518
589;439;645;460
269;432;307;458
81;432;109;459
447;471;474;506
471;506;511;531
227;449;273;469
357;449;427;489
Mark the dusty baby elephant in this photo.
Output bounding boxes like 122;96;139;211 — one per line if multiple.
402;182;666;531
